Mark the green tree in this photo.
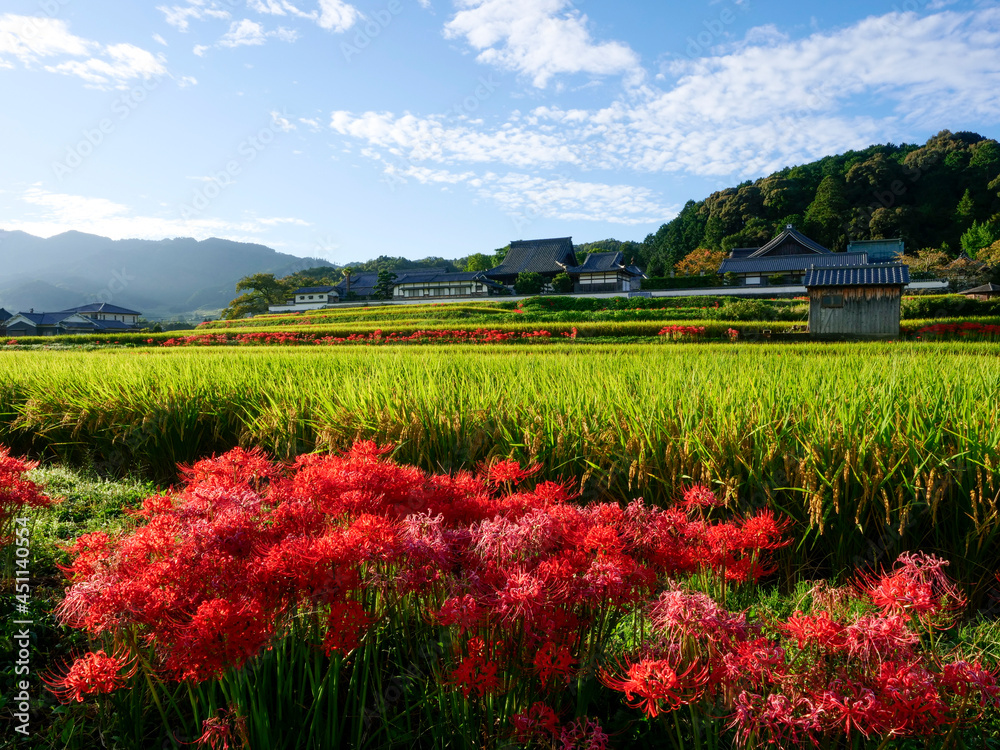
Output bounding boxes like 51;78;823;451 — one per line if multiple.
463;253;494;273
221;273;286;319
956;189;975;224
804;175;849;249
514;272;545;295
551;272;574;294
961;220;1000;256
372;269;398;300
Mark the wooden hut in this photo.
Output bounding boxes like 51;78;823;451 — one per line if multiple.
803;264;909;338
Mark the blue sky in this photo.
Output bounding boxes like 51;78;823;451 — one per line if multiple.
1;0;998;263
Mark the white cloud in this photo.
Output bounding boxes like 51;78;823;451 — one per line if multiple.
443;0;641;88
0;15;94;65
193;44;209;56
382;164;673;224
0;15;168;89
45;44;168;88
317;0;361;32
271;110;295;132
160;0;359;36
333;8;1000;179
152;33;168;46
15;186;311;243
157;3;231;32
219;19;268;47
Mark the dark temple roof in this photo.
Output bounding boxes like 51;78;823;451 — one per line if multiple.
720;252;869;275
0;308;11;322
959;282;1000;296
804;264;910;287
563;251;644;277
749;226;830;258
486;237;577;279
728;247;757;259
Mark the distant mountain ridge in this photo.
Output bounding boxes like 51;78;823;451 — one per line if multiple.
0;231;332;320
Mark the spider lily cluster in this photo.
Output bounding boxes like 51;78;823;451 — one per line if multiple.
26;444;1000;748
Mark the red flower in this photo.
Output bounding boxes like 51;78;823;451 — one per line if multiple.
322;600;372;656
44;649;135;703
533;641;576;684
511;702;560;742
600;657;708;718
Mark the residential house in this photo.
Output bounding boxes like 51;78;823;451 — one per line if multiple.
719;225;868;286
959;282;1000;301
391;270;503;299
5;303;143;337
268;286;341;313
804;264;910;338
62;303;142;327
6;312;103;337
561;251;645;293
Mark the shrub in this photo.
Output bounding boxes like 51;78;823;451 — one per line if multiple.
514;272;546;295
551;272;574;294
716;299;778;321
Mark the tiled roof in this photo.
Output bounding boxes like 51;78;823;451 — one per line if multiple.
0;308;11;322
335;273;379;298
749;226;830;258
720;252;869;275
804;264;910;287
62;302;142;315
959;282;1000;295
487;237;577;277
11;312;98;326
564;251;624;273
294;286;338;294
728;248;757;259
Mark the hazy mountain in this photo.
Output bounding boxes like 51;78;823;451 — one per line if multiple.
0;231;332;320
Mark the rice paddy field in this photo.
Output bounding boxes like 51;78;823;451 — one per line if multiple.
4;333;1000;749
1;342;999;578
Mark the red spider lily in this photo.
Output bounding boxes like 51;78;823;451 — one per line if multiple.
600;657;709;718
0;447;55;539
858;552;966;626
449;651;502;699
435;594;482;633
322;600;373;656
510;702;560;742
194;709;248;750
679;484;722;511
939;660;1000;710
558;716;609;750
44;649;135;703
730;691;821;748
533;641;576;684
780;610;846;650
479;458;541;487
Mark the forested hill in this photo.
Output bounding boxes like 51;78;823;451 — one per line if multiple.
639;130;1000;276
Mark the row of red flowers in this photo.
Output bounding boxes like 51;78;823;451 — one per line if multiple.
31;442;998;748
159;328;553;346
904;321;1000;339
658;325;707;340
